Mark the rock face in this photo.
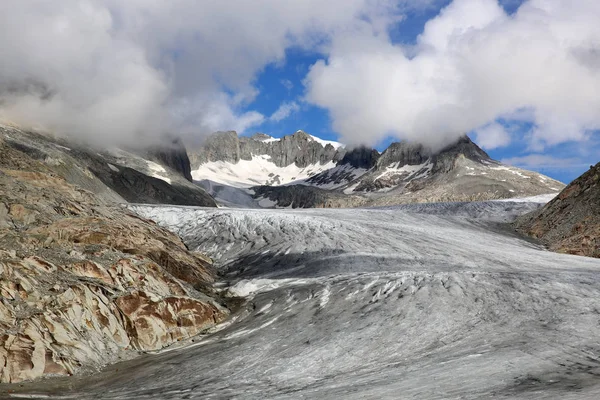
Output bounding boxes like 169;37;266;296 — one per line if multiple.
0;136;227;383
339;146;380;169
515;162;600;258
0;124;216;207
189;130;343;169
144;137;194;182
376;142;428;169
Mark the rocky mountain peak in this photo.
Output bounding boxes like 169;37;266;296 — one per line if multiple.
251;133;273;141
431;135;493;174
339;146;380;169
376;141;429;169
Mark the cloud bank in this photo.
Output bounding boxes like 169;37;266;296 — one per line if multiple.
0;0;412;146
0;0;598;152
305;0;600;150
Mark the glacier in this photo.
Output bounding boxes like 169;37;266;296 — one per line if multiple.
7;200;600;399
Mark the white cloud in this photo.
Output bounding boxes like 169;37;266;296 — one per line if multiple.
501;154;586;170
0;0;409;145
305;0;600;150
473;122;511;150
2;0;598;153
280;79;294;91
270;102;300;122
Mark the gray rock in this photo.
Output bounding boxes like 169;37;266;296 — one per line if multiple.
0;125;217;207
376;141;428;169
339;146;380;169
189;131;241;166
143;137;194;182
189;130;344;170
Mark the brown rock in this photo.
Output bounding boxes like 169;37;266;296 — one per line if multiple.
515;162;600;258
0;134;228;383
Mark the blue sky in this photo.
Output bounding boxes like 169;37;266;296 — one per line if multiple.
236;0;596;184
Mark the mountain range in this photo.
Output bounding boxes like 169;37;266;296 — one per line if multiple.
189;130;565;208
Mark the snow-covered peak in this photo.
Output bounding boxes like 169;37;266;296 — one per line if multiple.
307;134;344;150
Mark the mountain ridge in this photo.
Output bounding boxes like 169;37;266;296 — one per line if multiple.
0;124;217;207
189;131;564;208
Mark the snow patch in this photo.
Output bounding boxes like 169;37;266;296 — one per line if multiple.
258;197;277;208
306;133;344;149
146;161;172;184
192;156;336;188
107;163;120;172
496;193;559;203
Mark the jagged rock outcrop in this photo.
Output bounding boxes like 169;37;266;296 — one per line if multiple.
515;162;599;258
0;137;227;383
340;146;380;169
189;130;344;170
430;135;492;174
376;142;428;169
0;124;216;207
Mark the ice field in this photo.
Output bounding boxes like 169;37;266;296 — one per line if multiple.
9;200;600;399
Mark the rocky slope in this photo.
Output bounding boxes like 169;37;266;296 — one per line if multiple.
0;124;216;207
515;162;599;258
0;132;227;383
190;130;564;208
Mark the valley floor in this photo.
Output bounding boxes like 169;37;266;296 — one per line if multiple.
5;201;600;399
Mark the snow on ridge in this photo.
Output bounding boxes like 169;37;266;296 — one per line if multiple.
191;155;336;188
146;160;172;184
256;136;280;143
254;131;344;149
306;134;344;149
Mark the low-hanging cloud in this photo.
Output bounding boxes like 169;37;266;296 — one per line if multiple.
0;0;427;147
2;0;597;152
305;0;600;151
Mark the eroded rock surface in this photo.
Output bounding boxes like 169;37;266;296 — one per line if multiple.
0;137;227;383
515;162;600;258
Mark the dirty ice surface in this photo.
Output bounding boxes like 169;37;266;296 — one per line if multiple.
8;201;600;399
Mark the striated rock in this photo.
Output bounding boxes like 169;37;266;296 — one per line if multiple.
515;162;600;258
0;137;227;383
189;131;242;166
116;291;220;350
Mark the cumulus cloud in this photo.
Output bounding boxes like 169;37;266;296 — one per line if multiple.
270;102;301;122
0;0;407;146
305;0;600;150
2;0;599;153
473;122;511;150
